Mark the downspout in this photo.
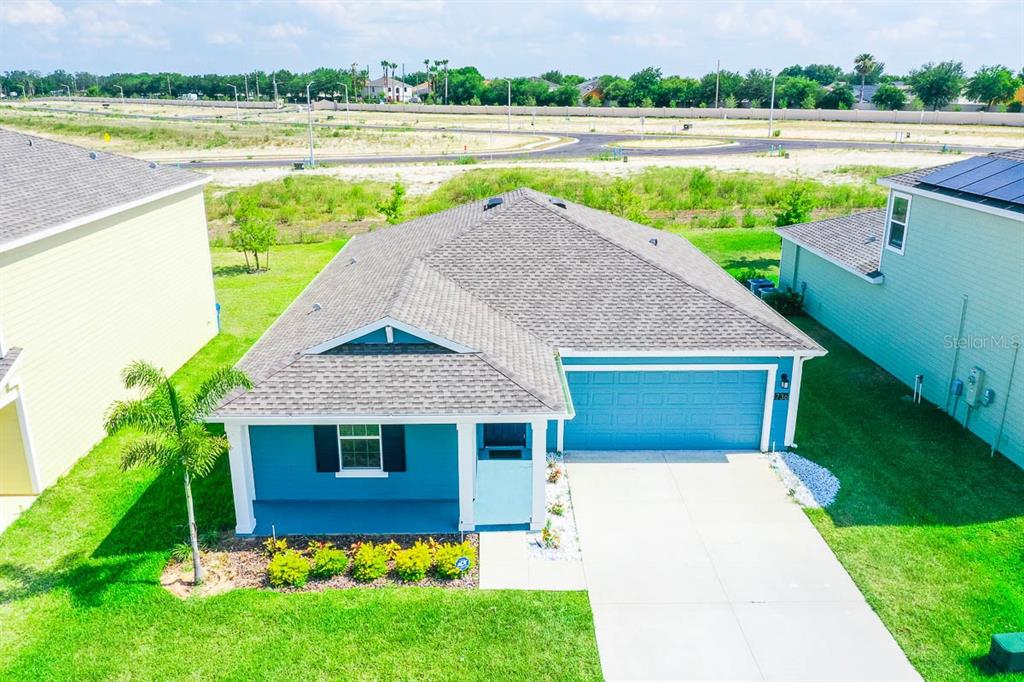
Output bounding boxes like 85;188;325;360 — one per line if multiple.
944;294;969;414
991;340;1020;458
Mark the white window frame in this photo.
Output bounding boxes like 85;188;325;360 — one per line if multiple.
885;192;912;255
335;424;388;478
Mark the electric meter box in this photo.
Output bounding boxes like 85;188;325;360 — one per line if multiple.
965;366;985;407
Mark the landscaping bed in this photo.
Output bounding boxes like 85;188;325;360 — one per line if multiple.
529;453;581;561
163;533;479;597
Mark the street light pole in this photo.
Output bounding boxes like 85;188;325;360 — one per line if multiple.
62;84;71;98
306;81;316;167
255;73;260;100
115;84;125;104
244;74;249;100
272;74;279;104
507;79;512;132
767;73;778;138
228;84;239;120
714;59;720;108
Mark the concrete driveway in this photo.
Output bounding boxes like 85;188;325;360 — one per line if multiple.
566;451;920;682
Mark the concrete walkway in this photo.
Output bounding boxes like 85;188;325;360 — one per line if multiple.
478;531;586;590
566;450;921;682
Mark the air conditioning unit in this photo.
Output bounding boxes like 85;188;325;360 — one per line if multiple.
757;287;780;299
747;278;774;294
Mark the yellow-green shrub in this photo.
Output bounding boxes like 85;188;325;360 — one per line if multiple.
394;541;433;582
266;549;309;588
351;542;390;582
433;541;476;579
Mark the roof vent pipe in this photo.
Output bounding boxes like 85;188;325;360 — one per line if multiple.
550;198;567;209
484;197;503;211
649;238;658;246
89;152;98;159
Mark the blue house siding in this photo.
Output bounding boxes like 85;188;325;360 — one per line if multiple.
779;193;1024;467
561;355;794;450
247;423;460;534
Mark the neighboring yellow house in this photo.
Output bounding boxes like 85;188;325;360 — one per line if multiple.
0;129;218;529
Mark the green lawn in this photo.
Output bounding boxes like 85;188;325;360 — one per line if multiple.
792;318;1024;682
0;241;601;681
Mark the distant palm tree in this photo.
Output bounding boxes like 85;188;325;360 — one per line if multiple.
854;53;877;102
104;361;252;584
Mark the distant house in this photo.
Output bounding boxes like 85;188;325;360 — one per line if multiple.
530;77;559;92
411;82;431;102
212;189;822;536
777;150;1024;467
362;76;412;103
0;130;218;529
577;78;602;103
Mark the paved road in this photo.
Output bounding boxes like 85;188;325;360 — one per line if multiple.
10;104;1003;169
566;450;921;682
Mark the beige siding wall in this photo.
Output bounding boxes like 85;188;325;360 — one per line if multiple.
0;187;217;490
0;400;32;494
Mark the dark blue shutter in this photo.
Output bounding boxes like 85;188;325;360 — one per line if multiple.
381;425;406;472
314;425;340;472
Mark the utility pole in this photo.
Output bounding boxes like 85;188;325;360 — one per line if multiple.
228;83;239;120
445;71;449;105
306;81;315;167
167;74;172;97
243;74;249;100
255;73;260;99
767;72;778;137
714;59;720;108
272;74;279;103
507;79;511;132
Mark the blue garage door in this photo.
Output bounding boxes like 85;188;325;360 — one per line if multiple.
564;370;767;450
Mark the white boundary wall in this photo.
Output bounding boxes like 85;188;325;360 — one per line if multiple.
34;96;1024;126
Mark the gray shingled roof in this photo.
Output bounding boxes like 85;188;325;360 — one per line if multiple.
0;347;22;386
777;210;886;277
215;188;822;419
0;128;205;249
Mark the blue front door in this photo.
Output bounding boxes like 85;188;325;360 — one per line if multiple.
564;370;767;450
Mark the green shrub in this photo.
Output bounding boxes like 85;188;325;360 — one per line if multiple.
267;549;310;588
773;184;814;226
549;501;565;516
308;542;349;579
454;155;478;165
541;520;561;549
741;210;757;228
262;537;289;556
394;541;434;582
764;289;804;316
351;542;391;582
434;541;476;579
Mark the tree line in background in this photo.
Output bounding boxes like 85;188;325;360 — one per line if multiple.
2;56;1021;111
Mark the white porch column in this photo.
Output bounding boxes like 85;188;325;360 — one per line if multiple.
225;423;256;534
530;419;548;531
456;422;476;531
784;357;806;447
556;419;565;453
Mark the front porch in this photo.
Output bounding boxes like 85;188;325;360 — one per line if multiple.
225;417;552;536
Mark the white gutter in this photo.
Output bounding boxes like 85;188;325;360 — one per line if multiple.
776;230;885;285
211;412;570;425
0;175;210;254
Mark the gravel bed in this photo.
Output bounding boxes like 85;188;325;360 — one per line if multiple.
769;450;840;508
527;452;581;561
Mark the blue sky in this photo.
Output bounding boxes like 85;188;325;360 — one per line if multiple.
2;0;1021;77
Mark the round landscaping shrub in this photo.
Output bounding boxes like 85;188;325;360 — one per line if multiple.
351;542;390;582
309;543;349;579
433;541;476;579
394;541;433;582
267;549;310;588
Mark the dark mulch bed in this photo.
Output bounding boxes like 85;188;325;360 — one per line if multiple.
181;533;480;593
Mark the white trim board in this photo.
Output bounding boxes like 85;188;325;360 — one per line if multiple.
876;179;1023;222
562;363;778;452
559;348;826;358
214;412;569;426
301;316;476;355
0;176;210;254
883;191;911;256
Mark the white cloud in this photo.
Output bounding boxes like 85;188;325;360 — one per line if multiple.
264;22;308;39
73;7;169;49
206;30;242;46
0;0;65;25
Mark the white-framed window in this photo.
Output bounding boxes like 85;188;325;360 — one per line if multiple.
337;424;382;471
885;192;911;254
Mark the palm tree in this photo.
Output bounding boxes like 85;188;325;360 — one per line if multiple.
104;361;252;584
854;53;876;102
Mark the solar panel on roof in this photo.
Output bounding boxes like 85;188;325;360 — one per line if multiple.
984;178;1024;203
944;158;1019;190
918;154;1024;207
960;165;1024;195
919;156;992;185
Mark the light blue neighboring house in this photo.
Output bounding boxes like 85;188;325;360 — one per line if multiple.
212;189;823;536
777;149;1024;468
